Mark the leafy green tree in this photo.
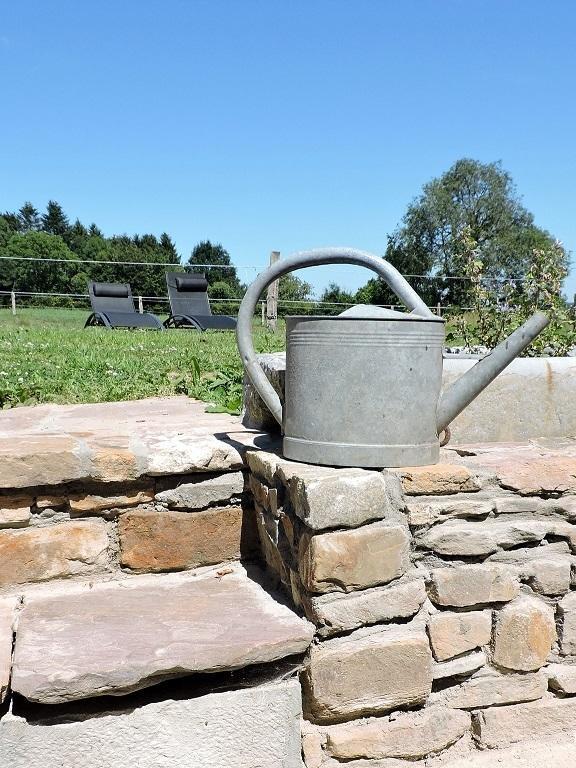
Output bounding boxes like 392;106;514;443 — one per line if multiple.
1;211;20;231
374;159;567;307
188;240;242;295
5;232;79;295
42;200;70;238
18;202;41;233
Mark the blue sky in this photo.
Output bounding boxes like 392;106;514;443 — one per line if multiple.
1;1;575;298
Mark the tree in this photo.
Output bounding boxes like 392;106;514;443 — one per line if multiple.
5;232;79;294
187;240;242;295
42;200;70;238
160;232;179;263
379;159;567;306
18;202;41;233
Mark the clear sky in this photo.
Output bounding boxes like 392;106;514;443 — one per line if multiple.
1;0;575;298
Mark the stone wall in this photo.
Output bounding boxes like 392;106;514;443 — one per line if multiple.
246;440;576;765
4;398;576;766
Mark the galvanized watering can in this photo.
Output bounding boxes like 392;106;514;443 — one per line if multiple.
236;248;549;468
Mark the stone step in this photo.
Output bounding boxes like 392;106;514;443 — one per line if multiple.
10;565;315;704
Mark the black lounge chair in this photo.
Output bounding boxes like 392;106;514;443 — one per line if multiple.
164;272;237;330
84;281;164;330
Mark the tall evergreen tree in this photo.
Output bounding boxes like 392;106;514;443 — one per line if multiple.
160;232;180;263
42;200;70;238
18;202;41;233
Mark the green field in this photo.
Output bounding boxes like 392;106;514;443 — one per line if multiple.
0;308;285;411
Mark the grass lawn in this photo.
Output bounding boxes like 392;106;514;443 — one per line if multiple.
0;307;285;411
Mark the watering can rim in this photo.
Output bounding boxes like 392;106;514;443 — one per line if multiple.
284;313;445;323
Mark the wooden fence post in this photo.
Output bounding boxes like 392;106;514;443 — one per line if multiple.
266;251;280;331
261;301;265;326
138;296;144;314
11;290;16;316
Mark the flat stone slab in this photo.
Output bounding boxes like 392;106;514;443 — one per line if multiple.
0;597;18;703
11;565;314;703
0;397;273;489
0;680;304;768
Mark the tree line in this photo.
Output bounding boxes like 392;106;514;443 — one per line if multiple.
1;158;569;313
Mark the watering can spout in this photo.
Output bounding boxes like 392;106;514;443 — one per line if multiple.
436;311;550;435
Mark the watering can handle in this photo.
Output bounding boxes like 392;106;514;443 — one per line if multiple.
236;247;435;427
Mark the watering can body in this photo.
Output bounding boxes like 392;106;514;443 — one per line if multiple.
236;248;549;468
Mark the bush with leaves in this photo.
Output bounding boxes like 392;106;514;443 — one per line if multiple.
448;229;576;356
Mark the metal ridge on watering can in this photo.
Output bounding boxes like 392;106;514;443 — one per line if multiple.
236;248;550;468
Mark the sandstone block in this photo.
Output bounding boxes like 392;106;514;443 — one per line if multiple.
432;650;486;680
298;521;410;594
119;507;246;571
0;597;18;703
288;469;404;531
248;474;278;515
35;494;67;510
304;578;427;637
418;519;563;558
428;610;492;661
245;449;282;484
0;435;88;489
428;564;519;607
145;435;243;475
407;497;493;527
396;464;480;495
546;662;576;694
476;696;576;749
155;471;244;510
11;566;314;703
491;455;576;496
430;667;546;709
0;520;109;586
69;487;154;514
302;623;432;723
0;496;31;528
324;705;470;760
489;546;572;596
90;440;140;482
0;680;304;768
558;591;576;654
492;595;556;671
255;509;290;585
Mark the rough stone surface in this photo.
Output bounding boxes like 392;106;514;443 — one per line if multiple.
249;475;279;516
428;611;492;661
428;564;519;607
302;622;432;723
11;566;314;703
0;680;304;768
155;472;245;510
0;597;17;703
492;595;556;671
0;397;269;488
546;662;576;694
558;591;576;654
489;547;572;596
288;470;404;531
430;667;547;709
0;520;109;587
324;706;471;760
0;497;31;528
476;695;576;748
69;488;154;513
417;518;576;558
432;650;486;680
407;497;493;527
395;464;481;496
298;521;410;594
305;578;427;637
452;442;576;496
242;352;285;432
119;506;248;571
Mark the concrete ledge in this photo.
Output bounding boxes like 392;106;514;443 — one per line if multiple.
243;353;576;444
